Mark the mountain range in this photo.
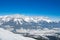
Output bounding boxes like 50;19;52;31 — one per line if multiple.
0;14;60;40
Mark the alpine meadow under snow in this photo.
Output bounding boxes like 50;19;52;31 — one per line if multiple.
0;14;60;40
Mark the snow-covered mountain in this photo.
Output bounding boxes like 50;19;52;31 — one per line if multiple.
0;14;60;32
0;14;60;40
0;14;52;31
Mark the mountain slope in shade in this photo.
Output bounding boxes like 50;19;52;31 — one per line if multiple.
0;28;35;40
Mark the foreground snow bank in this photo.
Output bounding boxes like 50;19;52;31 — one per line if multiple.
0;28;35;40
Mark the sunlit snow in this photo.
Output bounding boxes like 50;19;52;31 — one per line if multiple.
0;28;35;40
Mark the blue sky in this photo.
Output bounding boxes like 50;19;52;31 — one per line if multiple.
0;0;60;21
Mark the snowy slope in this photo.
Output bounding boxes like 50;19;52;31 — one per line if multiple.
0;28;35;40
